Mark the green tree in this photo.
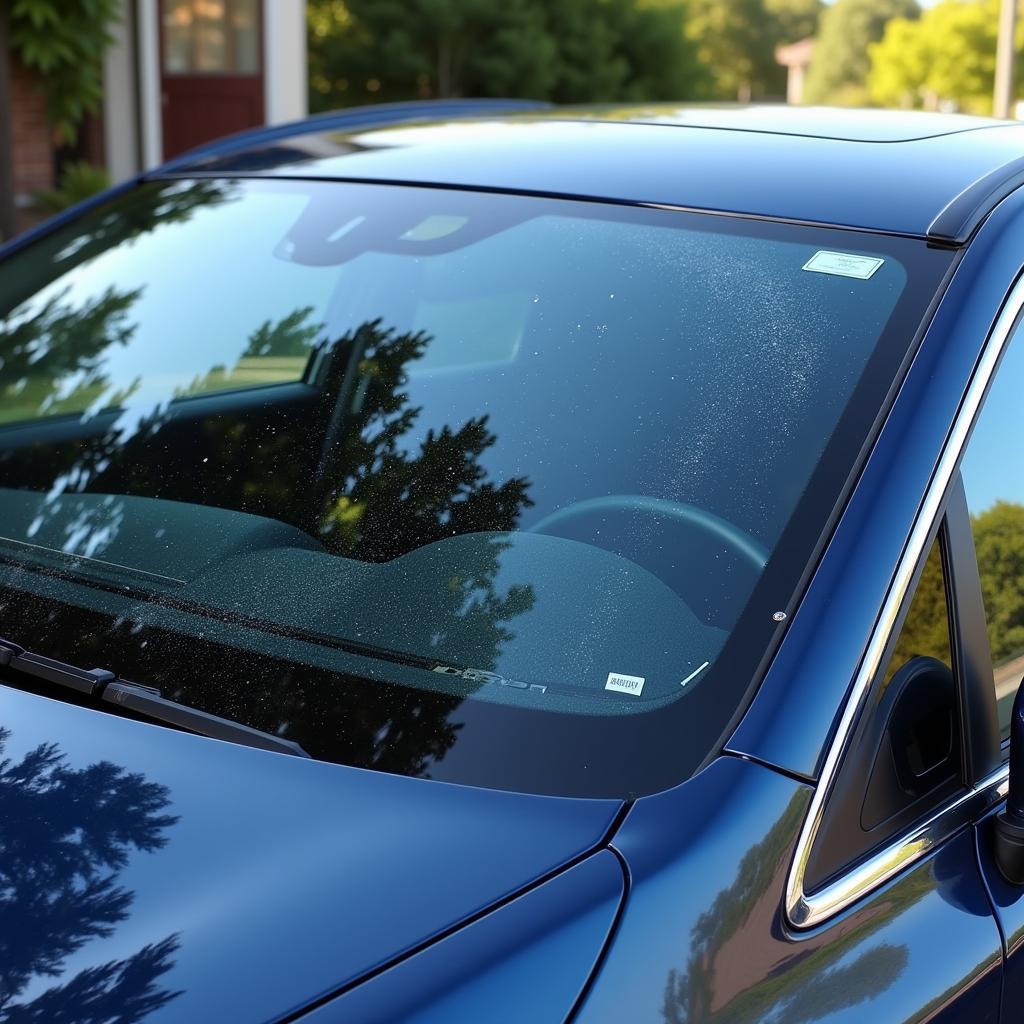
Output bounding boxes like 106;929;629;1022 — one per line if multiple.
869;0;1024;113
972;501;1024;665
0;0;120;240
309;0;553;105
804;0;920;105
766;0;824;45
885;538;951;684
687;0;781;99
686;0;822;100
867;16;932;107
33;161;112;215
9;0;120;145
308;0;707;109
546;0;709;102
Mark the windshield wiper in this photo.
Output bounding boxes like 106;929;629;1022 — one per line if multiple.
0;636;310;759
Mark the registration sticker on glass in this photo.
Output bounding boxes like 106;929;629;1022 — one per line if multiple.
605;672;645;696
802;250;884;280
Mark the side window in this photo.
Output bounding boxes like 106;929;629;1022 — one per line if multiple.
960;325;1024;739
866;537;959;823
883;539;953;685
806;531;962;889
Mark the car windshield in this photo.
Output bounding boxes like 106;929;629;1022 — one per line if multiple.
0;178;952;796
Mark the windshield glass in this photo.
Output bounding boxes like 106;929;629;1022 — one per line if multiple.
0;178;952;796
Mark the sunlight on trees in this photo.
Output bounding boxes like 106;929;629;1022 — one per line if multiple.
869;0;1024;113
307;0;709;108
803;0;920;105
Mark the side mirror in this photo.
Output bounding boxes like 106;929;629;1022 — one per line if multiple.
861;656;958;830
995;683;1024;883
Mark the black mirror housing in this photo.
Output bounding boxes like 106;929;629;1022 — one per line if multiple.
995;682;1024;884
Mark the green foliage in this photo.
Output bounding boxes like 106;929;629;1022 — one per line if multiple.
885;538;951;683
766;0;824;46
9;0;120;144
33;161;112;214
886;500;1024;679
686;0;783;98
803;0;920;105
973;501;1024;665
308;0;709;109
869;0;1024;113
658;0;821;100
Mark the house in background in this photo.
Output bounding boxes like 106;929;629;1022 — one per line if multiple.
775;38;814;105
12;0;307;213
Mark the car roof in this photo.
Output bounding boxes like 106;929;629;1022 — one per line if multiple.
157;102;1024;243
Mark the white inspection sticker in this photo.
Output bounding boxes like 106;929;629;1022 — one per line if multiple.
605;672;645;696
802;250;884;280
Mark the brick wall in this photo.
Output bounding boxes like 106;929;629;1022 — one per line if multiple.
11;58;55;200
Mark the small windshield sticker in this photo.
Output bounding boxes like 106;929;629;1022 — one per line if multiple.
802;250;884;280
679;661;711;689
605;672;645;696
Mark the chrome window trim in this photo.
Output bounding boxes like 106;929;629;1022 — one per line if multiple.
786;270;1024;930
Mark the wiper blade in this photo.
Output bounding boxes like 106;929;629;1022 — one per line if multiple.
0;637;310;759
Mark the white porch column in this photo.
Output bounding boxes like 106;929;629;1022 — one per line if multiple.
102;0;141;181
264;0;308;125
136;0;163;167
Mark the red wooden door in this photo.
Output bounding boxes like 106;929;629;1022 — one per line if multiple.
160;0;264;159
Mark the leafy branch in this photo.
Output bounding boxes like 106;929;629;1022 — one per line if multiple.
10;0;121;144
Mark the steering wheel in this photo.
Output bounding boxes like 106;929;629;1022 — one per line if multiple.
528;494;768;573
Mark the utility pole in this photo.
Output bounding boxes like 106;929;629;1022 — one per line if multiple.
0;2;18;241
995;0;1018;119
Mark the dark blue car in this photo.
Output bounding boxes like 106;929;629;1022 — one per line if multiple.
5;101;1024;1022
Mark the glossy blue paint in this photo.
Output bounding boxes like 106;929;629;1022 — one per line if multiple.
0;175;144;263
302;850;624;1023
577;756;1002;1023
165;105;1005;178
157;98;554;172
728;183;1024;781
0;684;619;1023
161;112;1024;240
560;104;1006;141
977;809;1024;1016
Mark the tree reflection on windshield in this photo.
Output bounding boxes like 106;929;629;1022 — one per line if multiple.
313;319;533;562
0;728;180;1023
178;316;535;565
0;309;539;781
0;286;144;426
0;179;236;429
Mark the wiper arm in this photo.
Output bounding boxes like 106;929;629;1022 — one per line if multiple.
0;637;310;759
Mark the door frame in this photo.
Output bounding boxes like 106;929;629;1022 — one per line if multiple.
156;0;266;161
785;269;1024;930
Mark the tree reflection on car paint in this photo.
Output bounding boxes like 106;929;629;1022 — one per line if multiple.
0;728;180;1023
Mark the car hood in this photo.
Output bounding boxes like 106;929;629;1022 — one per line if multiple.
0;685;621;1023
